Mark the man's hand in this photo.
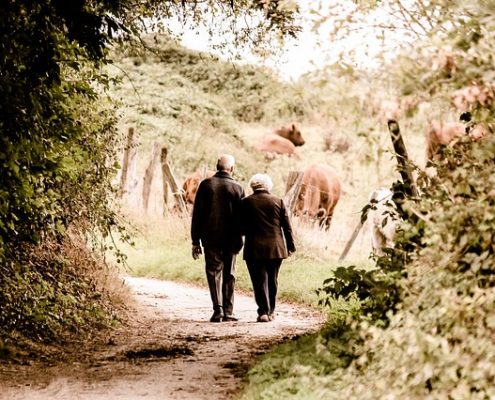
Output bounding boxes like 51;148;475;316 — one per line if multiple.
192;245;202;260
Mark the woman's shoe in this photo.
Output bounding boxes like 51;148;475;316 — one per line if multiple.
257;314;270;322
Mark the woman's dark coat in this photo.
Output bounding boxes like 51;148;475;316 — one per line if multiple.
240;190;296;260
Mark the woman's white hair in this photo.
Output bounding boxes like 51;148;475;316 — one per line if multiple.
249;173;273;192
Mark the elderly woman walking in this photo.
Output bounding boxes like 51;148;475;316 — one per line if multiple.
240;173;296;322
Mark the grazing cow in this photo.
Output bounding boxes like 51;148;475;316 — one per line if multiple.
182;168;215;206
294;164;341;230
258;123;305;158
425;120;492;161
366;188;399;257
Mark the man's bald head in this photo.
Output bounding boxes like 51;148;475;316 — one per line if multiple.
216;154;235;173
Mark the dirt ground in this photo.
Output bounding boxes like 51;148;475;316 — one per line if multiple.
1;276;325;400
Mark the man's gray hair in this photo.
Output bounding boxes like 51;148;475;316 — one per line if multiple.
249;173;273;192
217;154;235;171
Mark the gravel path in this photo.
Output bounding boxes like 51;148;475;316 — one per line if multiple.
1;276;324;400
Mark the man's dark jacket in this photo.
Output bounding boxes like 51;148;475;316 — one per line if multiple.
191;171;245;252
240;190;296;260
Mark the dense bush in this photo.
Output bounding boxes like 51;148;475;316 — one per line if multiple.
0;237;121;345
317;136;495;399
0;1;128;346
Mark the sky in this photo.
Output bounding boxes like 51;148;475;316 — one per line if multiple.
170;2;408;81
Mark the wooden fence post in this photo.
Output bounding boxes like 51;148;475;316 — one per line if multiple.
160;149;188;215
284;171;303;213
338;219;364;262
119;127;136;197
160;147;169;208
387;119;419;197
142;142;162;212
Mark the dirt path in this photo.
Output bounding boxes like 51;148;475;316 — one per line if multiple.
1;276;325;400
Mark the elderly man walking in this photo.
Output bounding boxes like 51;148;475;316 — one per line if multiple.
191;154;245;322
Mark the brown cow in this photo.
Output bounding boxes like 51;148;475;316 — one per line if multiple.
425;120;491;161
294;164;341;230
258;134;297;158
182;168;215;206
273;123;305;146
258;123;305;158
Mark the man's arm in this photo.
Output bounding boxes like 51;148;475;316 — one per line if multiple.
191;181;206;251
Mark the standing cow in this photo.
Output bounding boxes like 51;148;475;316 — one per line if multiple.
258;123;305;158
294;164;341;230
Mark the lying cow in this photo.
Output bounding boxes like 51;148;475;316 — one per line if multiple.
294;164;341;230
366;188;400;257
274;123;305;146
182;168;215;206
425;120;491;161
258;123;305;158
258;134;298;159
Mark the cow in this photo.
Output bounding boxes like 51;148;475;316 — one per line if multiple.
181;168;215;206
258;123;305;158
258;134;298;159
425;121;465;161
366;188;399;257
273;123;305;146
425;120;492;161
293;164;341;230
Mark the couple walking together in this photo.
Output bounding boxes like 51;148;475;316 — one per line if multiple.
191;154;296;323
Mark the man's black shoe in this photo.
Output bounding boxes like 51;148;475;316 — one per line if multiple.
210;311;223;323
223;314;239;322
